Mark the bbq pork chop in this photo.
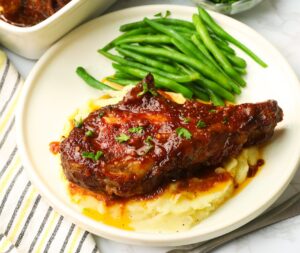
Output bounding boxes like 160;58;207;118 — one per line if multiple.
59;74;283;198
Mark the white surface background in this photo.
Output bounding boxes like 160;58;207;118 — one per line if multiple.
2;0;300;252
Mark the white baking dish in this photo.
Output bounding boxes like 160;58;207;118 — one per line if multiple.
0;0;116;59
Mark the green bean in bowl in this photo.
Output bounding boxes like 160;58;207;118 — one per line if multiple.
193;0;265;15
209;0;240;3
76;7;267;106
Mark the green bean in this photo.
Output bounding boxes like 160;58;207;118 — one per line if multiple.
174;62;194;75
171;38;235;90
102;27;156;51
182;30;233;55
131;47;173;63
198;7;267;67
76;67;115;90
162;45;198;75
116;47;181;74
177;64;234;102
191;34;246;92
107;77;139;86
144;18;216;70
207;89;224;106
123;56;136;62
191;34;220;69
114;71;136;79
112;64;193;98
192;35;243;99
120;44;240;94
158;18;195;30
141;20;241;93
100;50;200;83
226;53;247;68
185;84;210;101
175;63;234;101
213;39;235;55
179;30;228;45
171;38;193;56
195;78;235;102
162;44;178;53
168;41;239;94
115;35;172;45
192;34;243;76
179;31;194;40
212;35;230;47
119;21;152;31
234;67;247;75
120;18;195;32
101;47;180;74
210;33;229;46
167;25;195;34
194;90;210;101
177;62;233;102
193;14;246;86
153;55;173;64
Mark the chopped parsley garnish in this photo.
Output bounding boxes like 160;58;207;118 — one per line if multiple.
74;118;83;128
176;127;192;140
138;81;158;97
154;10;171;18
165;10;171;18
145;136;153;144
209;109;217;113
82;151;103;161
129;126;144;134
94;151;103;160
196;120;206;128
183;117;191;124
138;136;154;155
98;112;104;118
115;133;130;143
85;130;94;137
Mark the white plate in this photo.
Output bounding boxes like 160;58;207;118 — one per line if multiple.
16;5;300;246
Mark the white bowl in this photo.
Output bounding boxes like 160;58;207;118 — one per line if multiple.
0;0;116;59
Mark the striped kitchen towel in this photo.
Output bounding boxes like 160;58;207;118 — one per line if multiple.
0;51;99;253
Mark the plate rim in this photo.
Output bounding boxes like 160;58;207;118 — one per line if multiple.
16;4;300;246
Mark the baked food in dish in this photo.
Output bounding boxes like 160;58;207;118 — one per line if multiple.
0;0;71;27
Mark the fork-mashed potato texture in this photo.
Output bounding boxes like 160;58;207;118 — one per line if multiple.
62;86;261;232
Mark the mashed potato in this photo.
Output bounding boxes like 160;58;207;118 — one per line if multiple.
61;86;262;232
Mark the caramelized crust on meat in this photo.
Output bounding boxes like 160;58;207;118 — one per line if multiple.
59;74;283;198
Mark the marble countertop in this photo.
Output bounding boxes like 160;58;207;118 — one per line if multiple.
3;0;300;252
